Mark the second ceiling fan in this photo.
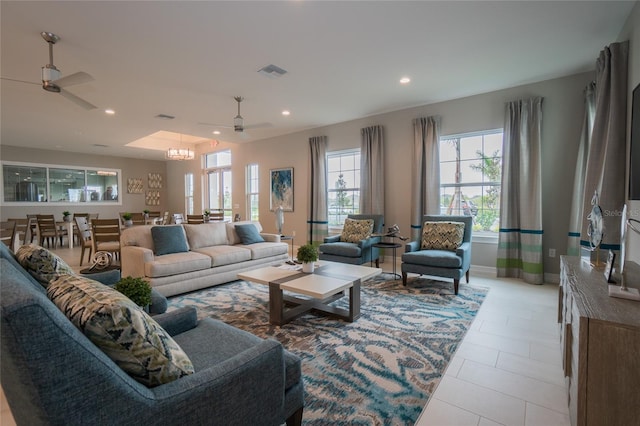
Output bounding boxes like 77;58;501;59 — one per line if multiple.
199;96;272;136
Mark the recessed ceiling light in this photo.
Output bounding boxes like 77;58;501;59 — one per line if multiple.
282;110;291;116
105;108;115;115
212;130;221;135
400;77;411;84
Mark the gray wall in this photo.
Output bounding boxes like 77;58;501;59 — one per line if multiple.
169;71;594;276
0;145;167;220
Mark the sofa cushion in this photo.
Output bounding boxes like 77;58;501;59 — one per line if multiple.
193;245;252;267
226;221;263;245
421;221;465;251
340;218;374;243
247;242;289;260
184;223;228;249
47;274;194;387
152;226;189;256
235;224;265;245
319;242;362;258
402;249;463;268
145;251;212;278
121;225;155;250
16;244;74;287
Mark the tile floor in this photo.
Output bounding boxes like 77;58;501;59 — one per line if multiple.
1;247;570;426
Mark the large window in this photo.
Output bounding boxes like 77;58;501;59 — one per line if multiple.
327;149;361;228
204;151;232;221
246;164;259;222
439;130;503;235
185;173;194;215
2;162;120;204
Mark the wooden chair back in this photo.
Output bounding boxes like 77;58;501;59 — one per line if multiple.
186;215;205;224
0;221;16;250
91;219;121;259
74;216;93;265
7;218;29;245
208;210;225;222
36;214;60;248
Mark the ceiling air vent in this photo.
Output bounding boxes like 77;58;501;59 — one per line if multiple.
92;143;109;148
257;64;287;78
155;114;175;120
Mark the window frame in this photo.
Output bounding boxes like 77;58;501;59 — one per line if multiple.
1;161;122;206
438;129;503;242
326;148;361;231
203;150;232;221
246;163;259;222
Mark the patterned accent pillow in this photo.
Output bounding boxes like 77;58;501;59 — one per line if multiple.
421;221;465;251
16;244;74;287
341;218;374;244
47;274;195;387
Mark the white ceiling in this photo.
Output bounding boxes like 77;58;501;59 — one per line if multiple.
0;1;635;160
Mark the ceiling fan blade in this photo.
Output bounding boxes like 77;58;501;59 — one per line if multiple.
59;88;97;110
0;77;40;86
197;122;234;129
243;122;273;130
56;71;94;87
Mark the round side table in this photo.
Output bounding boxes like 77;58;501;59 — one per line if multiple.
372;241;401;279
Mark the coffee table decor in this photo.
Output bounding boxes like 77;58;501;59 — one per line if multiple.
168;275;487;424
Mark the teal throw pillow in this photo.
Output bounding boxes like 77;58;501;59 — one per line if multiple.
234;224;265;245
151;226;189;256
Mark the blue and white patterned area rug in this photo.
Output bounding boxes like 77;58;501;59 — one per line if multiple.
169;274;488;425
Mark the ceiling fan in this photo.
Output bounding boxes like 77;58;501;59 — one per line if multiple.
1;31;97;110
199;96;272;136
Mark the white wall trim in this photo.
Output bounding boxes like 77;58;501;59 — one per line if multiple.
470;264;497;277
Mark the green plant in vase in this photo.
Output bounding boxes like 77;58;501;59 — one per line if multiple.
62;211;71;222
297;244;319;273
122;212;133;227
114;276;152;309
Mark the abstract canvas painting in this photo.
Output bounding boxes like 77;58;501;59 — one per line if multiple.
270;167;293;211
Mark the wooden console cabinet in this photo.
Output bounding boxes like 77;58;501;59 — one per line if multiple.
558;256;640;426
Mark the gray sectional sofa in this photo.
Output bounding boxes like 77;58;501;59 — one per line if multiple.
0;242;304;425
121;221;289;296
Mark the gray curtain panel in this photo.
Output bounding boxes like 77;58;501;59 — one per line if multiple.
497;97;544;284
567;82;596;256
411;116;441;240
580;41;628;257
360;125;385;215
308;136;328;245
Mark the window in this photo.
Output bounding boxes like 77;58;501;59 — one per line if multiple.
204;151;232;221
246;164;259;221
327;149;361;228
2;162;120;204
439;130;503;235
185;173;194;215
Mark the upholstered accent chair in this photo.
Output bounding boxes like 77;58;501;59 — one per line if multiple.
401;215;473;295
319;214;384;266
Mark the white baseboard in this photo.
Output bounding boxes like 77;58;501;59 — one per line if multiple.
470;264;496;277
544;273;560;284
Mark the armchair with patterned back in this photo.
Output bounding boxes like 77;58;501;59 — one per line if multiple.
401;215;473;295
318;214;384;266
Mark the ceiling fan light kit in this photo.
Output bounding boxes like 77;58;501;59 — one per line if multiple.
234;96;245;132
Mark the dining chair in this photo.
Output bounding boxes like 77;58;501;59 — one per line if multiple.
72;213;89;244
74;216;93;266
26;214;38;244
91;219;121;261
147;211;161;223
160;211;170;225
130;212;145;226
172;213;184;224
36;214;66;248
186;214;205;224
208;210;225;222
0;221;17;251
7;218;29;246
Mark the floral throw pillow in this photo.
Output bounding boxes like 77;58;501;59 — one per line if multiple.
47;274;194;387
16;244;74;287
341;218;374;244
421;221;465;251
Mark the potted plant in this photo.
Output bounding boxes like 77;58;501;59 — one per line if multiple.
62;211;71;222
122;212;133;227
297;244;319;273
143;209;150;219
114;276;152;310
204;209;211;219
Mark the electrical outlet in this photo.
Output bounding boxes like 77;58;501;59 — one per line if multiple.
549;248;556;258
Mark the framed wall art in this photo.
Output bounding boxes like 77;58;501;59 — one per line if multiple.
270;167;294;211
127;178;144;194
146;190;160;206
148;173;163;189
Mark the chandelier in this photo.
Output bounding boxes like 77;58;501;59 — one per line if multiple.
166;133;194;160
165;147;194;161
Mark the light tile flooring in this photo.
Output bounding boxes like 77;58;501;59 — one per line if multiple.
1;247;569;426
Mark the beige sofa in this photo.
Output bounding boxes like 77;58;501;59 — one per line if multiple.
120;221;289;296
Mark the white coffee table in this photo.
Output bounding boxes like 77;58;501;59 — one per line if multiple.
238;261;381;326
